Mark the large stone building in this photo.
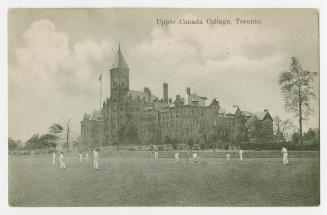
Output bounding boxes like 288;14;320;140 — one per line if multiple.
81;46;273;148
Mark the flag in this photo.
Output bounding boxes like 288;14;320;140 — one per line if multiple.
98;74;102;81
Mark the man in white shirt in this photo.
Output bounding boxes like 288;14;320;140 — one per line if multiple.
93;149;100;170
79;152;83;162
59;152;66;170
52;152;56;165
282;146;289;165
239;149;243;161
175;152;180;163
154;145;159;159
192;152;198;163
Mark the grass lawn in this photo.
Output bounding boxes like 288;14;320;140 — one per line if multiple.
9;156;319;206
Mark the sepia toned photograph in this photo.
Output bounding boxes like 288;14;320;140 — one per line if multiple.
8;8;320;207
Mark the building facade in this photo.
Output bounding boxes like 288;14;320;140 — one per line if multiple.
81;47;273;148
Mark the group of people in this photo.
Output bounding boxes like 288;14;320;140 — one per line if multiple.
51;145;289;170
225;149;242;161
153;145;289;165
52;148;101;170
173;149;198;163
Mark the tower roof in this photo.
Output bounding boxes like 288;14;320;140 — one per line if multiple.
111;46;129;70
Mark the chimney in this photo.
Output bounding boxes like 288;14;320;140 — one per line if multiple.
144;87;151;103
163;83;168;104
186;87;191;95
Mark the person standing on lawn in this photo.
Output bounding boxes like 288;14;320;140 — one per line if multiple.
59;152;66;170
93;148;100;170
52;152;56;165
192;152;198;163
175;151;180;163
282;146;289;165
154;145;159;159
79;151;83;162
239;149;243;161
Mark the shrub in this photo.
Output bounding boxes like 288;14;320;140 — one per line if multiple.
127;147;135;151
187;138;194;150
199;143;206;150
193;145;200;150
171;141;178;150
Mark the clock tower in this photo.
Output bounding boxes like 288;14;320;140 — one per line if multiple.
110;45;129;99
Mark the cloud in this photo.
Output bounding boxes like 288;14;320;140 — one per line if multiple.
130;15;288;105
9;19;115;140
129;14;318;129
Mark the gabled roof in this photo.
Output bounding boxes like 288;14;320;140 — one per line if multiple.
242;110;272;121
254;111;269;120
111;48;129;70
209;98;220;108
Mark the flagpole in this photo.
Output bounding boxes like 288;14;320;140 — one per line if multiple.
99;74;102;110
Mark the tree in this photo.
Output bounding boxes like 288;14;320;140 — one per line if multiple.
279;57;317;143
210;127;222;151
164;136;172;145
291;132;301;145
8;138;18;151
198;126;208;147
25;133;57;150
62;119;73;150
25;134;40;150
39;134;57;148
48;123;63;149
163;136;177;149
246;117;272;142
49;123;63;135
274;116;293;142
234;122;248;146
187;138;194;150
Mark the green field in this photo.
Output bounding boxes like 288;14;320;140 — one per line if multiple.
9;155;320;206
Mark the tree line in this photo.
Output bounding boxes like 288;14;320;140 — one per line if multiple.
9;121;79;153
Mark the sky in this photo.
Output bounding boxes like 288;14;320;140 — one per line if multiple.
8;9;320;141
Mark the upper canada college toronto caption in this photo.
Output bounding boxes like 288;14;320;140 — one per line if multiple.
156;18;262;26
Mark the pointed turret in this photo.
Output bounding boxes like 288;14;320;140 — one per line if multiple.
110;44;130;98
111;44;129;70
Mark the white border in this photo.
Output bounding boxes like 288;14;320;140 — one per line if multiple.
1;1;326;215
